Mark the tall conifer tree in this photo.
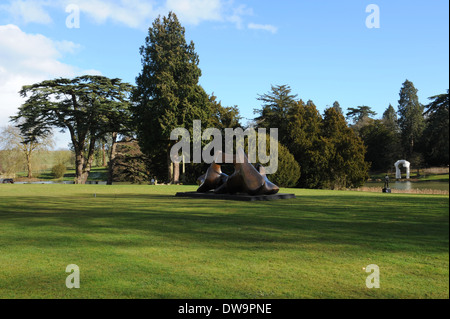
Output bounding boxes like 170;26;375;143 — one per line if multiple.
422;90;449;165
397;80;425;158
321;107;369;189
132;12;210;182
254;85;298;147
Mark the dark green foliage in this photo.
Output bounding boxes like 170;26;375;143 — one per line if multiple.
51;163;67;179
245;131;300;188
287;99;326;188
132;12;211;182
180;163;210;185
422;90;449;166
254;84;298;147
346;105;377;123
346;105;377;133
253;86;369;189
359;119;401;171
112;139;151;183
382;104;400;133
269;142;301;188
332;101;343;115
208;94;242;129
253;86;321;187
397;80;425;157
321;107;369;189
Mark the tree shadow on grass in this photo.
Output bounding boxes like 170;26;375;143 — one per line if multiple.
0;192;448;254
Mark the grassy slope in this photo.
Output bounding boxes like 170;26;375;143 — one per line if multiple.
0;184;448;299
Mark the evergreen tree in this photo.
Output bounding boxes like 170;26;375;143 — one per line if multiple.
346;106;377;133
397;80;425;158
253;88;369;189
382;104;400;133
422;90;449;165
379;104;402;166
321;107;369;189
112;138;151;183
254;84;298;146
132;12;211;183
359;120;400;171
208;94;242;129
268;141;301;188
332;101;343;115
287;99;325;188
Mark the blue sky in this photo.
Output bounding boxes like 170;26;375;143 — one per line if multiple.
0;0;448;149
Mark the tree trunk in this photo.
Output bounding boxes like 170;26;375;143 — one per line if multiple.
26;153;32;179
75;153;85;184
82;139;96;183
102;142;107;167
74;146;95;184
107;132;118;185
167;150;173;184
173;161;180;184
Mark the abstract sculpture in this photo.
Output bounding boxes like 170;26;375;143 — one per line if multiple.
196;148;280;196
394;160;410;179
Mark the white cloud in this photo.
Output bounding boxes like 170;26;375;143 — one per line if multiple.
1;0;261;30
0;0;53;25
165;0;223;25
66;0;245;28
54;40;82;55
227;4;253;29
64;0;155;29
248;23;278;34
0;24;100;148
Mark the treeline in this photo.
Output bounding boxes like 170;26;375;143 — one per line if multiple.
126;12;367;189
350;82;449;172
3;12;448;187
252;85;369;189
256;80;449;189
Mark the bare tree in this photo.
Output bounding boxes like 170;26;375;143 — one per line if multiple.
0;125;54;178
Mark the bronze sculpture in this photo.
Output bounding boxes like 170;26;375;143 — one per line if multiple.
196;148;279;196
382;174;391;193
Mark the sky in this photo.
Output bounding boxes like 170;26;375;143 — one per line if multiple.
0;0;448;149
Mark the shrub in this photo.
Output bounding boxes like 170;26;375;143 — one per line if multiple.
51;163;67;179
269;142;301;188
244;133;301;188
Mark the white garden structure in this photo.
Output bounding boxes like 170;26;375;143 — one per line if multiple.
394;160;411;179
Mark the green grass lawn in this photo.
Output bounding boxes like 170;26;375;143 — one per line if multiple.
418;174;449;182
0;184;448;299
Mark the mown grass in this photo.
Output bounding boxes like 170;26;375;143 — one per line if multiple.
0;184;448;299
418;174;449;182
